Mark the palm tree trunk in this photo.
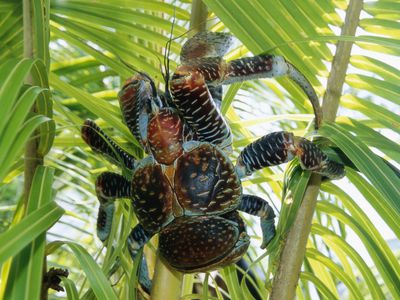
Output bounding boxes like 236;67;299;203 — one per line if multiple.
269;1;363;299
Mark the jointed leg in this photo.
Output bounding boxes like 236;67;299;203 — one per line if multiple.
127;224;153;293
96;172;153;292
236;131;345;180
172;57;321;132
221;55;321;128
82;119;135;170
238;194;276;249
96;172;131;241
208;85;223;109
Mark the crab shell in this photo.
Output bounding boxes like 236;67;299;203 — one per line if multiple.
130;132;246;271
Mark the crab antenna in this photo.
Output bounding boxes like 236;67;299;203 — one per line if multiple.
169;16;219;43
162;7;176;100
118;55;141;75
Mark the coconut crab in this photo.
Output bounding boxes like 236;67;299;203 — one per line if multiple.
81;32;344;292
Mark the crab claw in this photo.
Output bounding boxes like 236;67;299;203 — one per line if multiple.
260;218;276;249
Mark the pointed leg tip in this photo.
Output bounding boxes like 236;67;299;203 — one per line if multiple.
260;235;274;249
97;229;109;243
261;219;276;249
138;256;152;294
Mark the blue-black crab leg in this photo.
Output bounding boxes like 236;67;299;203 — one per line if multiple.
170;54;322;149
180;32;229;109
170;32;234;148
95;172;131;241
238;194;276;249
236;131;345;180
222;55;321;129
172;55;322;130
207;85;223;109
96;173;153;292
82;119;135;170
127;224;153;293
173;31;321;131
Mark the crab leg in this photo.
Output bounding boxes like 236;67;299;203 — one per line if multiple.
236;131;345;180
222;55;321;128
82;119;135;170
96;172;153;292
179;31;231;110
238;194;276;249
127;224;153;293
95;172;131;241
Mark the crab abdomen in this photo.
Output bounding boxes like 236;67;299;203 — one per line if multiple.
159;213;248;272
174;143;241;215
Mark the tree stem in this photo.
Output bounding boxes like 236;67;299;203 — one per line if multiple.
23;0;42;205
150;256;183;300
189;0;208;36
24;2;50;299
150;2;209;299
269;1;363;299
322;0;364;121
